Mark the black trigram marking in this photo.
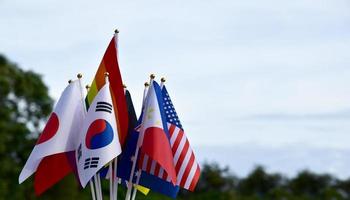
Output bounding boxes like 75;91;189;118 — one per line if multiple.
77;144;82;161
95;101;112;113
84;157;99;170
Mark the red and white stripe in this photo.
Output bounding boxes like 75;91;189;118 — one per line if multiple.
139;123;200;191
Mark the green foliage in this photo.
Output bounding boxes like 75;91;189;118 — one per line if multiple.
238;166;285;197
1;54;350;200
0;54;52;199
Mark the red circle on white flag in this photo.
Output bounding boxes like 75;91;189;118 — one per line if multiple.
37;112;59;144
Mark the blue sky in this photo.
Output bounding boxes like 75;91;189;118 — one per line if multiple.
1;0;350;178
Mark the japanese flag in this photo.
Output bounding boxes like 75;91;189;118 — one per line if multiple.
76;82;122;187
19;80;85;184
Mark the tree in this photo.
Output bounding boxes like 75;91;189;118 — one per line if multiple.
0;54;52;198
289;170;333;198
238;166;284;197
0;55;91;199
179;162;237;200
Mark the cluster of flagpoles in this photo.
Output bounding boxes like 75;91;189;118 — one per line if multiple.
18;30;200;200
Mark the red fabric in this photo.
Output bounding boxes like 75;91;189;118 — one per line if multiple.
180;154;195;186
175;140;189;172
189;165;201;191
140;127;177;184
34;153;72;196
36;113;59;144
102;38;128;148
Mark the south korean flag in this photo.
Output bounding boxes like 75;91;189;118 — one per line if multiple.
76;82;122;187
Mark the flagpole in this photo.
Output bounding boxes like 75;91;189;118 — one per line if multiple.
86;83;103;200
99;71;112;200
77;75;98;200
130;170;140;200
125;75;154;200
131;78;161;200
113;158;118;200
112;29;121;200
110;83;126;200
109;162;113;200
85;84;98;200
111;83;128;200
130;81;149;200
130;81;150;200
95;175;103;200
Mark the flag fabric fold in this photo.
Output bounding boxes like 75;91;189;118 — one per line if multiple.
19;80;85;195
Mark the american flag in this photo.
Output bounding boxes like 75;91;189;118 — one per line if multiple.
139;86;200;191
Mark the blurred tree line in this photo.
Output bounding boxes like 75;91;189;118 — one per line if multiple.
1;54;350;200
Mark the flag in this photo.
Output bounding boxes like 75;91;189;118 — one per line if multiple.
117;128;179;198
76;82;122;187
117;84;179;198
19;80;85;195
161;85;200;191
118;89;149;195
85;32;128;148
99;89;150;195
138;81;177;185
135;84;200;193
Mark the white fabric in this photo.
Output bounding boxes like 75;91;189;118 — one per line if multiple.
19;80;85;183
76;83;121;187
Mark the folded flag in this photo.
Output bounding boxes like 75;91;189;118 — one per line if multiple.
85;32;128;148
76;82;122;187
19;80;85;195
138;81;177;185
161;85;200;191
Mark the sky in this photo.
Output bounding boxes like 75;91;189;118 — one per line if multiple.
1;0;350;178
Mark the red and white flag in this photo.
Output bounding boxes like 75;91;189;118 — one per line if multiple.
19;80;85;194
138;81;177;185
139;84;200;191
76;82;122;187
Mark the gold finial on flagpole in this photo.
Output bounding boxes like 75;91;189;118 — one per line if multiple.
104;72;110;83
123;84;127;88
114;29;119;34
150;74;155;79
144;82;150;87
77;73;82;79
85;85;90;90
161;77;166;83
68;79;72;84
